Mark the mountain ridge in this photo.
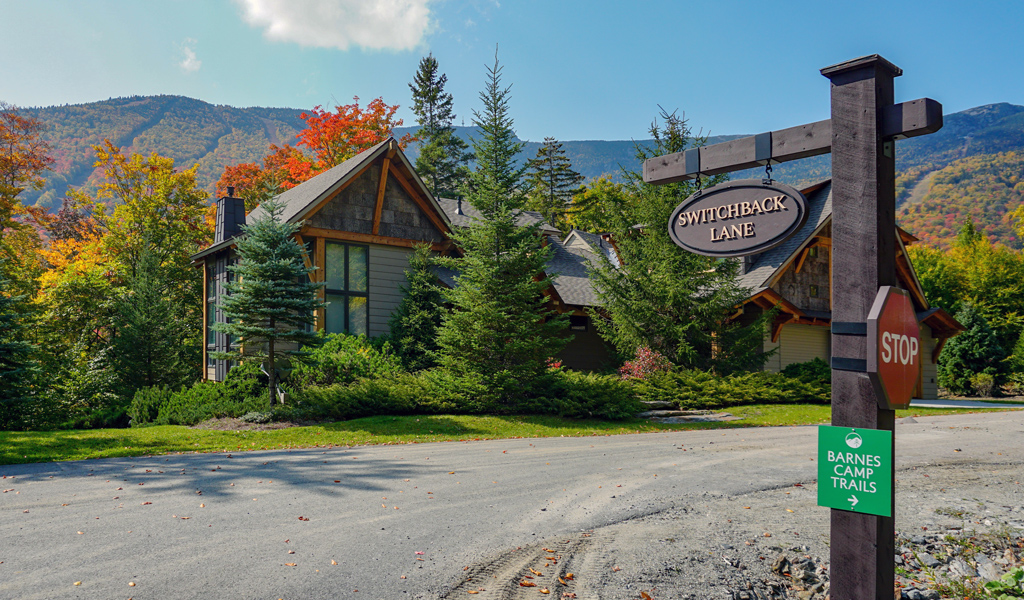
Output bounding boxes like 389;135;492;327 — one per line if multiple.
14;95;1024;248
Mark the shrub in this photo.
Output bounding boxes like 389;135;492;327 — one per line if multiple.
128;386;175;426
618;346;672;380
526;370;641;419
971;372;996;397
634;369;829;410
782;357;831;386
292;333;405;388
154;361;270;426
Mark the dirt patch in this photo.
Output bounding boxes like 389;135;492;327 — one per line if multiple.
191;417;308;431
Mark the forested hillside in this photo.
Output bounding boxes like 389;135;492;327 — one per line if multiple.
16;96;1024;248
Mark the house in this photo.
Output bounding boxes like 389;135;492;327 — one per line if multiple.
194;138;961;399
192;137;610;381
716;180;963;399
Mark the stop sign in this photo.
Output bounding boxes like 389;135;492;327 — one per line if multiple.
866;286;921;410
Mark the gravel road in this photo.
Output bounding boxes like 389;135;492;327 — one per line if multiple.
1;410;1022;600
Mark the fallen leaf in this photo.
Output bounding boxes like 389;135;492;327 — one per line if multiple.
331;560;338;565
565;573;574;580
786;509;794;513
288;550;295;554
129;582;136;587
612;565;621;571
77;531;84;535
334;480;341;483
74;582;82;586
530;568;542;576
641;592;652;600
285;563;297;567
415;551;425;555
298;516;309;521
199;504;205;508
540;589;550;594
468;592;478;595
559;576;568;585
519;581;537;587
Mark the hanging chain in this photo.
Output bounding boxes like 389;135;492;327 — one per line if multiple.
764;162;773;183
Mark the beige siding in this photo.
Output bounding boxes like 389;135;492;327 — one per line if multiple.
368;245;414;337
920;324;939;400
763;333;782;372
763;324;830;372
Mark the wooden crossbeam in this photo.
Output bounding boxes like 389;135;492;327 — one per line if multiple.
643;98;942;184
371;156;391;235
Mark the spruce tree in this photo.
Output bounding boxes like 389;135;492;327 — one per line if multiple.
214;196;324;406
524;137;584;232
435;50;567;394
109;242;192;399
589;108;771;373
408;53;473;197
388;244;445;371
0;263;36;429
938;303;1008;395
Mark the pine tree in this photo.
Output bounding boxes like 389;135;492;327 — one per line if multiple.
109;242;193;399
938;302;1008;396
388;244;445;371
589;108;772;373
435;50;567;393
214;197;324;406
409;53;473;197
524;137;584;232
0;262;36;429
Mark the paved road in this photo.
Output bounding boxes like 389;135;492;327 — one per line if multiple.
2;410;1022;600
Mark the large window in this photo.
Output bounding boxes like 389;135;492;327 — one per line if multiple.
324;242;369;335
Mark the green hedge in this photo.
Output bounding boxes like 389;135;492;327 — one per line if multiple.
634;369;829;409
282;369;641;422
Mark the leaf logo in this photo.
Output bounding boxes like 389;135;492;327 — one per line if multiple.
845;432;863;449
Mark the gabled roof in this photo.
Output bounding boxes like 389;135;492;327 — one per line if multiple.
247;138;452;231
545;234;601;307
435;197;561;235
736;181;833;295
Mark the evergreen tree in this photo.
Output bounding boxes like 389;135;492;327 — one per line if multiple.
0;262;36;429
938;302;1008;396
435;50;567;393
524;137;584;232
388;244;445;371
589;108;771;373
214;197;324;406
408;53;473;197
109;241;193;399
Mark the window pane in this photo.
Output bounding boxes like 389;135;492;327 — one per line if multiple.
325;243;346;291
348;296;368;335
348;245;368;292
325;293;346;334
206;303;216;345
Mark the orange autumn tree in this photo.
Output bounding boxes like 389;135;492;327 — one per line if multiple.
1;102;53;238
216;96;413;206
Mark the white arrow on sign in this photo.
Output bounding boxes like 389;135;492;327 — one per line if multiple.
848;494;859;508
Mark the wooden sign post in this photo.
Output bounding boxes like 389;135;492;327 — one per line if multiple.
644;55;942;600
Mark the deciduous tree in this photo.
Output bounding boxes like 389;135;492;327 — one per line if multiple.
0;102;52;237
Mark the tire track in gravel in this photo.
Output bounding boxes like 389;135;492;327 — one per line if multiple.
439;535;592;599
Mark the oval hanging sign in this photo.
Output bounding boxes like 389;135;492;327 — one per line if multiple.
667;179;809;257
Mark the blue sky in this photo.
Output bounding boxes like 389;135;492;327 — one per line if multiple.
3;0;1022;141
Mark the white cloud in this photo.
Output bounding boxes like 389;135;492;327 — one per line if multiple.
234;0;433;52
179;38;202;73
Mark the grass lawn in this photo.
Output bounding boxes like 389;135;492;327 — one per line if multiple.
0;404;1018;466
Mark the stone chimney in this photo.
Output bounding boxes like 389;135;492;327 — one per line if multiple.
214;186;246;244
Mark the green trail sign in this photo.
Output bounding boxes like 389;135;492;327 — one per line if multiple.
817;425;893;517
